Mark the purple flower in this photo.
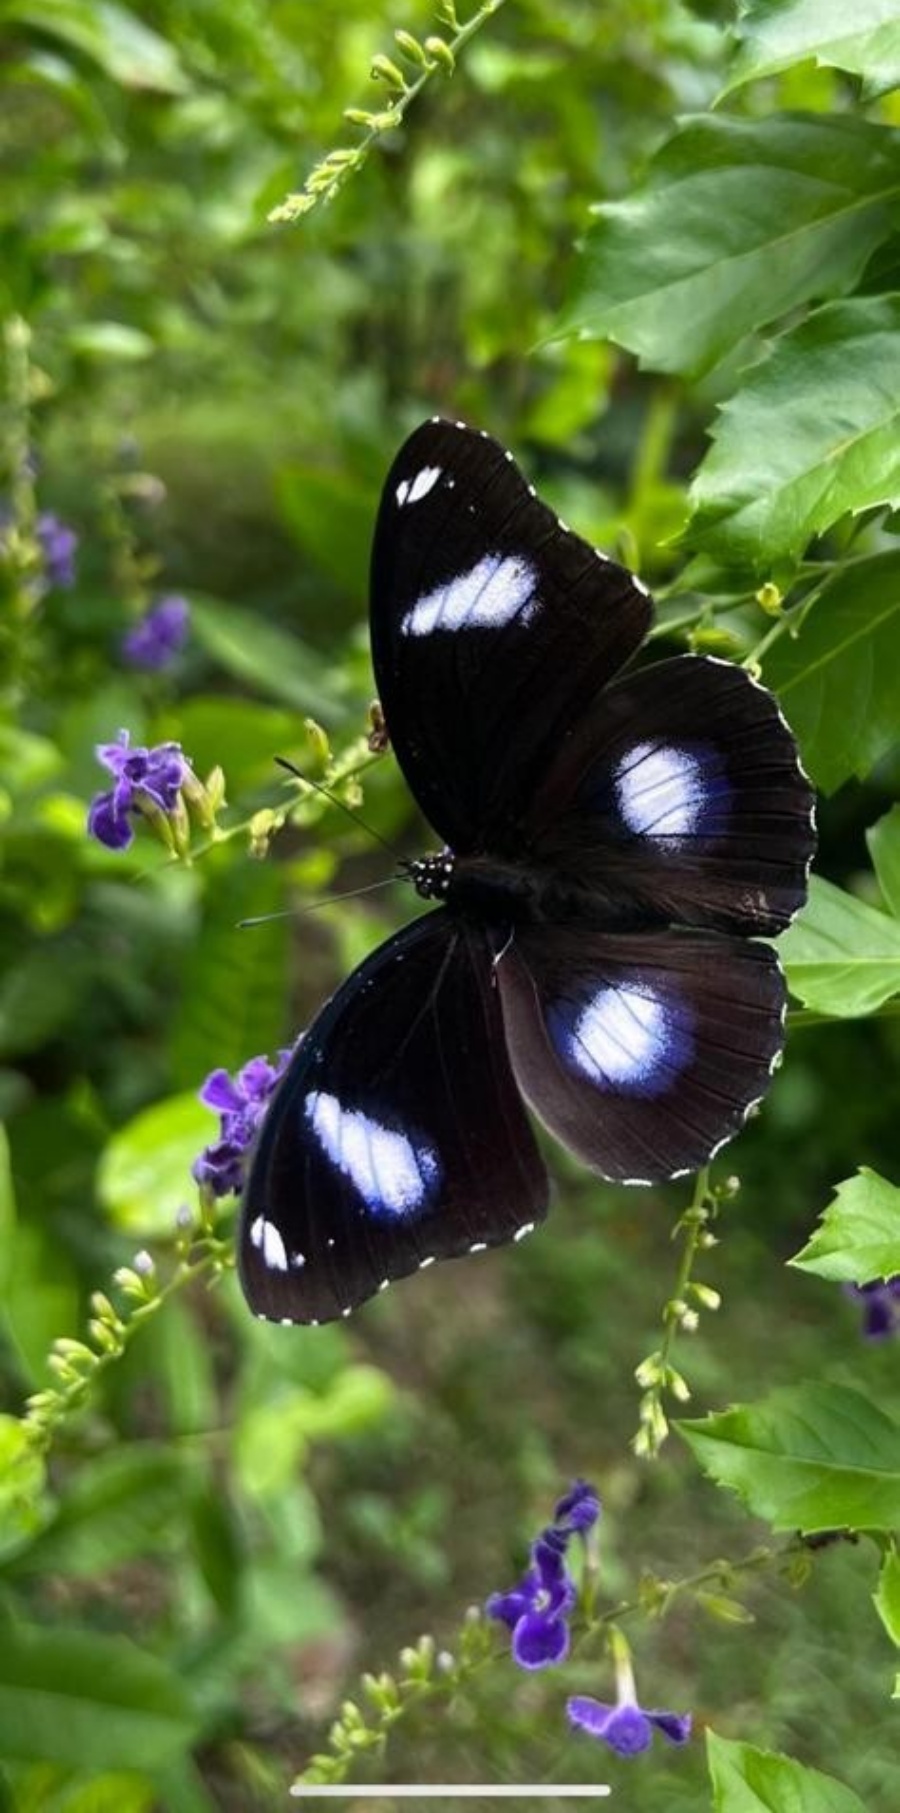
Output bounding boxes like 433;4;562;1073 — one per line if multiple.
846;1278;900;1340
567;1627;691;1760
487;1478;600;1671
487;1534;576;1669
567;1695;692;1757
554;1478;601;1536
122;595;190;670
87;729;189;851
193;1050;292;1199
37;512;78;589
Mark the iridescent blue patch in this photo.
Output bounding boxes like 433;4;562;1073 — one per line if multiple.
305;1090;441;1220
547;982;695;1097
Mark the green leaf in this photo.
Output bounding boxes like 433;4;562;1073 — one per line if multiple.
8;1447;192;1579
779;874;900;1016
558;113;900;375
97;1091;212;1236
188;594;348;724
0;1622;197;1769
867;805;900;917
726;0;900;102
167;855;289;1092
67;322;155;361
707;1730;869;1812
4;0;189;93
791;1168;900;1282
275;461;373;598
0;1416;48;1555
874;1546;900;1651
763;554;900;792
678;1381;900;1532
685;299;900;571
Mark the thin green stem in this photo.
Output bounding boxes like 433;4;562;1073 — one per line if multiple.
270;1;509;223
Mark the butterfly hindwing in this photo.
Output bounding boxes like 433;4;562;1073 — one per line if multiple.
370;419;652;852
239;910;549;1324
526;654;816;935
496;925;786;1183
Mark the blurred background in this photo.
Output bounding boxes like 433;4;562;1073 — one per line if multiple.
1;0;898;1807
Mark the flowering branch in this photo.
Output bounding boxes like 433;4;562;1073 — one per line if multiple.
633;1166;730;1458
269;0;509;224
22;1202;233;1454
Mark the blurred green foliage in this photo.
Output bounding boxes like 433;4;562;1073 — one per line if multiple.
0;0;899;1807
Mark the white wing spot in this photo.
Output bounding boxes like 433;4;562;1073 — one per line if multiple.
305;1091;440;1220
396;465;442;507
401;552;538;637
615;743;705;838
557;985;685;1091
514;1222;535;1242
250;1215;289;1272
469;1241;487;1254
419;1255;436;1269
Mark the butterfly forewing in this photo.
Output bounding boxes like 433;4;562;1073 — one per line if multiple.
370;419;652;852
527;654;816;936
497;926;786;1183
240;911;549;1324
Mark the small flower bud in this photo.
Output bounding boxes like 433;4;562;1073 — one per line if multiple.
689;1282;721;1311
133;1249;155;1277
370;54;408;92
305;718;331;767
424;35;456;71
395;29;427;65
756;581;783;616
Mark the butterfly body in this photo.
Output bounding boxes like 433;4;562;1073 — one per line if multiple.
239;419;815;1326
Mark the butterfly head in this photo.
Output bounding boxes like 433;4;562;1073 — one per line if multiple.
401;852;456;902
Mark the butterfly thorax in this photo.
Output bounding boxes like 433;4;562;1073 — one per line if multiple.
406;851;541;924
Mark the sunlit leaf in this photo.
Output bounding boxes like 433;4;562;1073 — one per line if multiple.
679;1382;900;1532
780;874;900;1015
791;1167;900;1282
685;300;900;571
763;553;900;792
707;1731;869;1812
97;1091;211;1236
5;0;189;94
726;0;900;102
559;114;900;374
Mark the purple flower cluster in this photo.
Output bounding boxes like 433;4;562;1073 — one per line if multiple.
846;1277;900;1340
122;594;190;670
487;1480;691;1761
193;1051;292;1199
487;1480;599;1669
36;512;78;589
87;730;189;851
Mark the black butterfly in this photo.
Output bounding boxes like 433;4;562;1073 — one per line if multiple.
240;419;816;1325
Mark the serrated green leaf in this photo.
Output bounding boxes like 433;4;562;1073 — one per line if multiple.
726;0;900;102
558;113;900;375
0;1622;197;1769
779;874;900;1015
791;1167;900;1282
188;594;348;724
874;1547;900;1649
97;1091;212;1236
763;553;900;792
867;805;900;917
685;299;900;571
4;0;189;94
707;1730;869;1812
678;1381;900;1532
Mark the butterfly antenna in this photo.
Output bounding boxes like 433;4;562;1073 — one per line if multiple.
239;878;398;929
275;756;400;859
